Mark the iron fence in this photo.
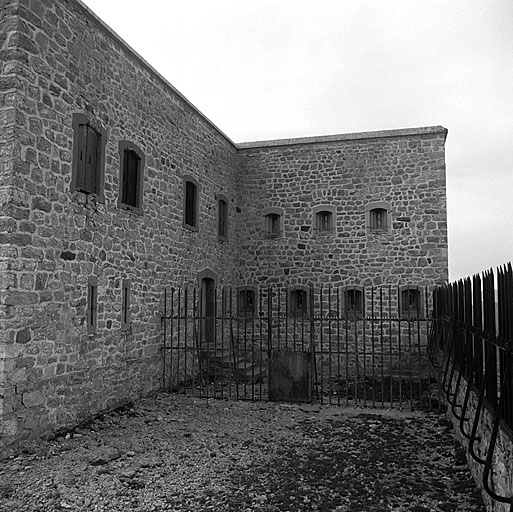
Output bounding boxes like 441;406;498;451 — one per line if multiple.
162;284;439;410
429;264;513;507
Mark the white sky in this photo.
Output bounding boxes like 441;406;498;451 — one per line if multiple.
81;0;513;282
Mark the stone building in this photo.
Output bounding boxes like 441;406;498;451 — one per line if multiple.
0;0;448;452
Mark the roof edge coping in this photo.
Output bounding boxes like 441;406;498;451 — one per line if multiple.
236;126;448;150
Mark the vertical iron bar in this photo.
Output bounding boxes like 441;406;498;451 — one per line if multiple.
380;286;384;408
328;287;333;404
310;286;318;402
362;285;367;407
191;287;197;394
398;285;403;410
354;292;359;407
170;287;175;392
184;286;189;396
388;286;393;408
163;289;167;391
320;286;324;403
371;286;375;408
344;291;349;406
336;286;341;407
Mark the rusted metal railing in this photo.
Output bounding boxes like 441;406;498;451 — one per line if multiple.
162;284;438;410
430;264;513;508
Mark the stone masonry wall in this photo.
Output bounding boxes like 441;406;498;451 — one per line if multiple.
237;129;448;300
0;0;449;455
0;0;240;454
0;0;22;440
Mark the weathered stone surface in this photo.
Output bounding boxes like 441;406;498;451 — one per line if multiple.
0;0;448;460
15;328;31;344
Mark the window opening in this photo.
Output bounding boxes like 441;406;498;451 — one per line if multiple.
87;278;98;334
343;288;364;318
266;213;281;237
121;149;140;208
218;198;228;239
76;124;100;194
238;288;256;316
184;180;198;229
370;208;387;231
316;211;333;232
121;280;130;330
401;287;421;319
289;288;309;317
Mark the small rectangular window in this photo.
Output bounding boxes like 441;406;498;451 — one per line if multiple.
289;288;309;318
266;213;280;237
400;287;422;320
343;288;364;319
238;288;256;316
315;211;333;233
370;208;387;231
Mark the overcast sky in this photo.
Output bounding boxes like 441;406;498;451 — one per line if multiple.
81;0;513;282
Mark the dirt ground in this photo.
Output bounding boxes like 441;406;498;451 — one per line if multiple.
0;393;485;512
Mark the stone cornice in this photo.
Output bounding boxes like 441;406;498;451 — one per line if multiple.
236;126;448;150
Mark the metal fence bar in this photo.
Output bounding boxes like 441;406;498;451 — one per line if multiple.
431;264;513;507
164;284;435;410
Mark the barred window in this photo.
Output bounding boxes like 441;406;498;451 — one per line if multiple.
366;202;391;233
238;287;256;316
288;286;309;318
400;286;423;319
343;287;364;319
313;205;336;234
370;208;387;230
262;207;284;238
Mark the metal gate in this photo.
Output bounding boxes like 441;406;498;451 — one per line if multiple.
162;285;439;409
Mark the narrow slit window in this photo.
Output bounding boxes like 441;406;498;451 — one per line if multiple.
218;198;228;240
87;277;98;334
121;280;131;330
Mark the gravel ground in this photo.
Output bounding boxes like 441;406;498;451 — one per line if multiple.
0;393;485;512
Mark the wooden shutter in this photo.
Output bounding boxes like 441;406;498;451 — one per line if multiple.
84;125;99;194
75;124;88;191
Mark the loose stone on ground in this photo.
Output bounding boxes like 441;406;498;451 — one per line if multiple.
0;394;485;512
